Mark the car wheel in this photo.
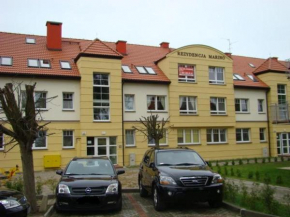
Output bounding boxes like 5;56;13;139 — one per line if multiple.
153;185;165;211
139;178;148;197
208;198;223;208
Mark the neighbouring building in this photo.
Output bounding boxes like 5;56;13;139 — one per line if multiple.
0;22;289;171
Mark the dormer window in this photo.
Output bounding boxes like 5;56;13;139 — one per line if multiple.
122;65;132;73
136;66;156;74
26;38;36;44
0;57;12;66
60;61;71;69
28;59;51;68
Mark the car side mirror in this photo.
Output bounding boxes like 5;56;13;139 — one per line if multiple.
117;169;125;175
56;170;63;175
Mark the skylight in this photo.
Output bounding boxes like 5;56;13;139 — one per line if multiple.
247;74;258;82
28;59;51;68
0;57;12;66
40;59;50;68
136;66;147;74
136;66;156;74
26;38;36;44
145;67;156;74
233;74;245;81
249;63;255;68
60;61;71;69
122;65;132;73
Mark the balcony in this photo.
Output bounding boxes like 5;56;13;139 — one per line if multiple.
271;103;290;124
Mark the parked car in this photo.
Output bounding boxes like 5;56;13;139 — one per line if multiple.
138;147;223;211
0;187;30;217
54;156;125;212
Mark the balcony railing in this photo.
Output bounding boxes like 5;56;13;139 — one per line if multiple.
271;103;290;124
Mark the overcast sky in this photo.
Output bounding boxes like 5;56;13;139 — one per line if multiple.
1;0;289;60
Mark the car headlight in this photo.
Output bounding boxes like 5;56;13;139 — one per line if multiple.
212;173;223;184
160;176;177;185
106;183;118;194
0;199;21;209
58;184;70;194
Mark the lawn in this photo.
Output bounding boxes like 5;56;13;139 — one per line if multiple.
212;161;290;188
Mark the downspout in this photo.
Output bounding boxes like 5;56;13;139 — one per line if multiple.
122;80;125;166
266;88;272;157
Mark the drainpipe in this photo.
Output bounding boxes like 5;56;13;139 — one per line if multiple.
122;81;125;166
266;89;272;157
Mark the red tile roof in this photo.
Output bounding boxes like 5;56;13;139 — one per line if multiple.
253;57;288;74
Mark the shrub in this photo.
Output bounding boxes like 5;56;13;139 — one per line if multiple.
240;181;248;206
239;159;243;165
281;156;284;162
217;165;222;175
224;180;239;203
260;183;277;214
248;182;261;210
274;157;278;162
230;167;235;176
264;174;271;184
5;177;24;193
237;169;242;178
232;160;235;166
283;193;290;217
255;171;260;181
207;161;212;168
224;161;228;166
268;157;271;163
35;176;43;195
216;160;219;166
247;158;250;164
224;167;228;176
254;158;258;163
45;178;58;193
262;158;266;164
276;175;283;185
248;171;254;179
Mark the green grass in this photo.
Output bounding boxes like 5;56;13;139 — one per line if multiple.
212;161;290;188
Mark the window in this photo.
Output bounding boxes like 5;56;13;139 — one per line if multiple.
258;99;264;113
209;67;224;84
0;133;3;150
125;130;135;146
178;64;195;82
35;92;47;109
148;130;167;146
235;99;249;112
177;129;200;144
236;128;250;142
63;93;74;110
26;38;36;44
210;97;226;115
136;66;156;74
122;65;132;73
207;129;227;143
124;94;135;111
33;131;47;149
260;128;266;142
63;130;74;148
28;59;51;68
60;61;71;69
147;95;166;111
0;57;12;66
247;74;258;82
93;73;110;121
233;74;244;81
179;96;197;114
277;84;286;104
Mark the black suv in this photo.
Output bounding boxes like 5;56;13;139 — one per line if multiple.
138;148;223;211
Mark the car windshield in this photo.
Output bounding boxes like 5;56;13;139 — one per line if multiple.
65;159;114;175
156;151;205;166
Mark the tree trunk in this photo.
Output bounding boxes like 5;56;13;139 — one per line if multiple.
20;143;37;213
155;138;160;148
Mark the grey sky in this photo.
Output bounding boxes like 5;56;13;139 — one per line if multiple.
1;0;289;60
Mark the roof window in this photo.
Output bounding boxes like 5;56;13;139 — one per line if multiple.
28;59;51;68
0;57;12;66
136;66;156;74
249;63;255;68
26;38;36;44
60;61;71;69
247;74;258;82
122;65;132;73
233;74;245;81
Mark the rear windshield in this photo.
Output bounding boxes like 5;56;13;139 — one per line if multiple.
65;159;114;175
156;151;205;166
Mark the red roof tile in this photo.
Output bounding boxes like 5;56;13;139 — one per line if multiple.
253;57;288;74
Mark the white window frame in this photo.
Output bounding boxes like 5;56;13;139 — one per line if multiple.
63;92;74;110
147;95;166;111
28;59;51;68
179;96;197;115
32;131;47;149
177;129;200;145
0;56;13;66
260;128;266;142
35;91;47;110
125;130;135;147
60;61;71;69
277;84;287;105
207;129;227;144
210;97;226;115
236;128;251;143
148;130;168;147
235;98;249;113
26;38;36;44
93;73;110;121
63;130;74;148
258;99;265;113
209;67;224;84
122;65;132;73
124;94;135;111
0;133;4;151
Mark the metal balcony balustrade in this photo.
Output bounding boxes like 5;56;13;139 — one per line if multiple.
271;103;290;124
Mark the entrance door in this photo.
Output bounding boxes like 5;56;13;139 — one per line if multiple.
277;133;290;155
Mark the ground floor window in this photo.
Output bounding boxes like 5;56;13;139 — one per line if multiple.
87;137;117;164
33;131;47;149
207;129;227;144
177;129;200;144
277;133;290;155
260;128;266;142
148;130;167;146
236;128;250;142
63;130;74;148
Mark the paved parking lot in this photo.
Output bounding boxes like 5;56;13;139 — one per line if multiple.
51;192;239;217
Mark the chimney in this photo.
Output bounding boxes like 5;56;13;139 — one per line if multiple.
271;57;278;61
116;40;127;54
46;21;62;51
225;52;232;58
160;42;169;48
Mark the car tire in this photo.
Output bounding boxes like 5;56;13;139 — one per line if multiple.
139;178;148;197
153;185;165;211
208;198;223;208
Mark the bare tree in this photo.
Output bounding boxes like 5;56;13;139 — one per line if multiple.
0;82;55;213
132;114;170;148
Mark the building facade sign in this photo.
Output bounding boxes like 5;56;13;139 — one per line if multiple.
177;51;225;60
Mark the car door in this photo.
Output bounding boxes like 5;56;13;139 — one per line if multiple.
141;150;152;190
146;150;156;188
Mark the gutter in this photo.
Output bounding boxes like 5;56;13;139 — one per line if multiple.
266;88;271;157
122;80;125;166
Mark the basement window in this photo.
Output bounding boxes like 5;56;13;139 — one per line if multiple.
122;65;132;73
0;56;12;66
60;61;71;69
26;38;36;44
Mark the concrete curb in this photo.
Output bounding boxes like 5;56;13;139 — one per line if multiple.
44;205;55;217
